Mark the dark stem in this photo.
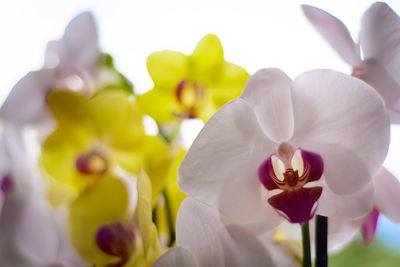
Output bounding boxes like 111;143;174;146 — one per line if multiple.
301;222;312;267
316;215;328;267
163;189;176;247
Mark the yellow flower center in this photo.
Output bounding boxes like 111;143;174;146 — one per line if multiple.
175;80;206;118
76;150;108;175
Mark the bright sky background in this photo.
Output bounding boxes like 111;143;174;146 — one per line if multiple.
1;0;400;246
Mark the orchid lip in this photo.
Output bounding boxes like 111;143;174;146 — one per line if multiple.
75;150;108;175
258;143;324;224
96;222;135;260
174;79;206;118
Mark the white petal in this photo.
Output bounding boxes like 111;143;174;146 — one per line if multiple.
176;198;274;267
45;11;99;72
0;70;54;125
179;98;280;229
374;167;400;222
176;198;227;267
0;123;60;265
360;2;400;84
358;59;400;109
1;196;59;266
152;247;199;267
310;216;361;254
222;225;275;267
240;68;294;142
318;178;375;219
302;5;362;67
258;231;298;267
292;70;390;194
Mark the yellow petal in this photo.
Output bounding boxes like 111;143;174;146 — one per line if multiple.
147;50;188;90
136;88;178;123
113;135;170;202
190;34;224;82
165;148;187;227
40;129;92;194
136;170;153;257
47;90;97;144
68;175;130;266
89;91;145;148
210;61;249;107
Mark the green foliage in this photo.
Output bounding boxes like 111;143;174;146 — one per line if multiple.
330;239;400;267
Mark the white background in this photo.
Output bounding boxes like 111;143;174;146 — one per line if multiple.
1;0;400;247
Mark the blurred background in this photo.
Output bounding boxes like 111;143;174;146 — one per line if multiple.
1;0;400;265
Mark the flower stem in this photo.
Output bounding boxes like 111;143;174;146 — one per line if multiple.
316;215;328;267
301;222;312;267
163;189;176;247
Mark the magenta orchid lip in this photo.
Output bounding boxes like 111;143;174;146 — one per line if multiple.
258;143;324;224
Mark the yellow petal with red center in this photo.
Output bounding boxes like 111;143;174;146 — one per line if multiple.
40;126;94;195
147;50;189;91
68;175;130;266
190;34;224;83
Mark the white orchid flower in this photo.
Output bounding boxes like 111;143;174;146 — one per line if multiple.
302;2;400;123
0;123;84;267
153;197;280;267
0;11;100;126
303;2;400;244
179;68;389;231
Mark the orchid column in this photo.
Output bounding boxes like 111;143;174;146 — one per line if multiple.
178;68;390;266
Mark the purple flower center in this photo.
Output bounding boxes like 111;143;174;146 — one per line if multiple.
258;142;324;224
96;222;135;265
75;150;108;175
174;79;206;118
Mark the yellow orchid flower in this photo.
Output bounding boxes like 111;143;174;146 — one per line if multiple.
40;90;170;203
69;171;162;267
137;34;249;123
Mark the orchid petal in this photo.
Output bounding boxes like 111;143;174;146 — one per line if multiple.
222;225;275;267
137;88;178;123
179;99;281;230
1;193;59;266
0;69;54;124
358;59;400;109
176;198;226;267
302;5;362;67
68;175;130;266
152;247;199;267
301;149;324;183
292;70;389;194
46;12;99;71
176;198;274;267
258;157;279;191
147;51;189;90
314;216;361;253
374;167;400;222
361;208;380;244
240;68;294;142
191;34;224;82
318;177;375;219
360;2;400;84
